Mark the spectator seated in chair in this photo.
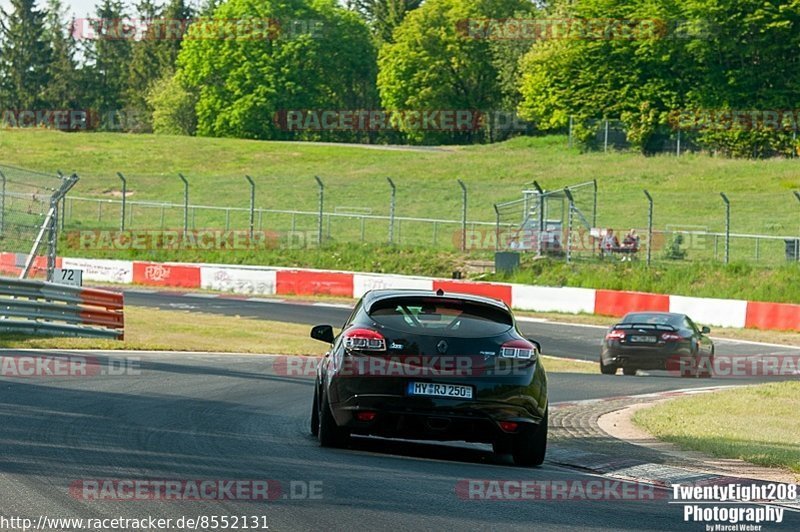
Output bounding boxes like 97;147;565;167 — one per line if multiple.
600;228;620;258
619;229;640;261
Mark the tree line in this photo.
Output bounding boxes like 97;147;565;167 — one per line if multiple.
1;0;798;157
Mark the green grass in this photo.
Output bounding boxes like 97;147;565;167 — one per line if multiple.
633;382;800;477
3;129;800;303
2;129;799;237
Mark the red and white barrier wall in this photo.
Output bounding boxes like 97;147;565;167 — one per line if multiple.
7;253;800;332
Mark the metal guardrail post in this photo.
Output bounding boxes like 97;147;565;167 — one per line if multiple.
564;188;575;263
644;190;653;266
57;171;65;231
387;177;396;244
179;173;189;235
720;192;730;264
533;181;545;256
314;176;324;246
117;172;127;230
493;204;500;251
245;175;255;239
457;179;467;252
0;170;5;237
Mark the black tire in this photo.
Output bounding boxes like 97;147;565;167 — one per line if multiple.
600;358;617;375
622;366;637;376
317;389;349;448
310;383;319;436
512;410;547;467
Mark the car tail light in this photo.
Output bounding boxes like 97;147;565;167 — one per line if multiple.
343;328;386;351
355;411;377;422
661;332;682;342
606;330;626;341
498;421;519;432
500;339;536;359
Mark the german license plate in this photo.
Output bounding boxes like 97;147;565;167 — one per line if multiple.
630;335;657;343
407;382;473;399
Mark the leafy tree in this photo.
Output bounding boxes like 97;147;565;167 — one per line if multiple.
517;0;800;156
352;0;421;43
377;0;536;143
0;0;52;109
175;0;377;140
148;71;197;135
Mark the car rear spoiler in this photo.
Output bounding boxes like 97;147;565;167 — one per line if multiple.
612;323;677;332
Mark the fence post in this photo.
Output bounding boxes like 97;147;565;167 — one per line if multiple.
720;192;730;264
179;173;189;235
592;178;598;228
604;119;609;152
46;174;79;281
564;188;575;263
387;177;396;244
676;129;682;157
532;180;545;256
55;171;66;232
643;190;653;266
568;115;573;149
245;175;255;239
0;170;5;237
117;172;127;230
314;176;324;246
493;204;500;251
457;179;467;252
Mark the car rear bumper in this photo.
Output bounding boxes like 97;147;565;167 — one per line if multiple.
323;356;548;442
330;393;546;443
602;344;693;370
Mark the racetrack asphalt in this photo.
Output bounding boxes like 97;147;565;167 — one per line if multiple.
0;290;797;530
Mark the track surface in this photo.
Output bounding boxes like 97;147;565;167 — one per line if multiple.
0;290;797;531
125;289;800;363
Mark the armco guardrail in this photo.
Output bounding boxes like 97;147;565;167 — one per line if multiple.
0;277;124;339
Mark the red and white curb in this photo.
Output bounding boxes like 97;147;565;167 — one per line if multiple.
6;254;798;332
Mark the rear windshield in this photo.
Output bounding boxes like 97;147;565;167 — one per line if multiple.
368;297;513;337
622;313;686;328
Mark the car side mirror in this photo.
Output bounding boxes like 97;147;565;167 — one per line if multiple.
310;324;335;344
527;339;542;354
701;326;711;334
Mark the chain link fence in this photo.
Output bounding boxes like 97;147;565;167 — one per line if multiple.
0;165;79;279
2;164;796;268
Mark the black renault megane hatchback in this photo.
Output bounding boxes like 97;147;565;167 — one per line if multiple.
308;288;548;466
